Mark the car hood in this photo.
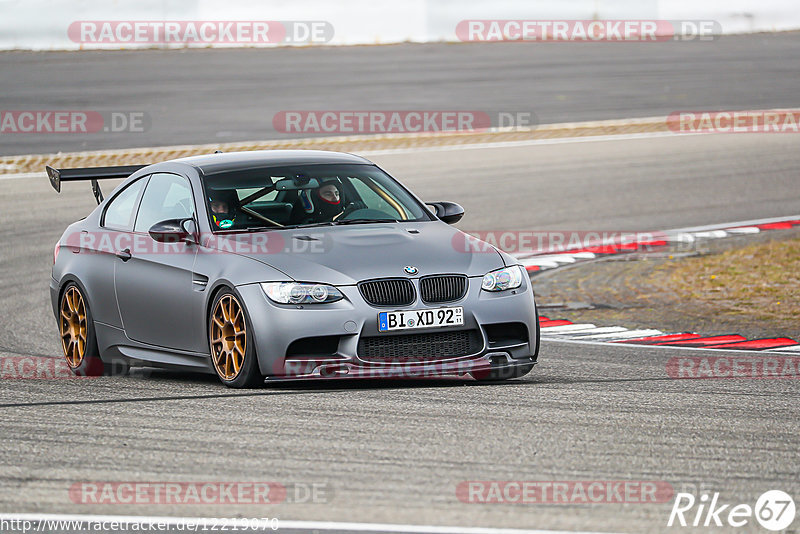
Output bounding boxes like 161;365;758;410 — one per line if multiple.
209;222;506;285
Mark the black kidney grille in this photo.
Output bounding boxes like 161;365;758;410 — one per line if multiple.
359;279;416;306
420;275;468;303
358;329;481;362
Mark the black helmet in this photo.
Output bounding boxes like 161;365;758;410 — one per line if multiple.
208;189;239;229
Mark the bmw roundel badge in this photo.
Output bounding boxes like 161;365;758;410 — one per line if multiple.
404;266;418;275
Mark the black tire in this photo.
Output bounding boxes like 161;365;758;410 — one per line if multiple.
59;282;104;377
208;288;262;388
532;304;541;359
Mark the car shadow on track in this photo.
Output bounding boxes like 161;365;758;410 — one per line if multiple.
108;366;675;391
0;366;675;410
129;368;673;390
0;374;536;410
129;367;532;391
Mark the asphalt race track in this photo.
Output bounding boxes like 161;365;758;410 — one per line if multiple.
2;32;800;155
1;132;799;532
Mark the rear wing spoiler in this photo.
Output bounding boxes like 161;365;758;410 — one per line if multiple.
46;164;148;204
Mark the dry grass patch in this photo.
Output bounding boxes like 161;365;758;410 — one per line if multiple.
653;238;800;322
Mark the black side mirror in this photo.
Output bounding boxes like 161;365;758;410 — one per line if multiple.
426;201;465;225
149;218;197;244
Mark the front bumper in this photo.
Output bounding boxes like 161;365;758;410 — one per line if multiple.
238;274;539;379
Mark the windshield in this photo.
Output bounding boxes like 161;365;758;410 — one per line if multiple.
201;163;433;231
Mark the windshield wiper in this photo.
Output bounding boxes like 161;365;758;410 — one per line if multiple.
288;221;336;229
333;218;399;225
246;226;282;232
214;226;279;234
275;219;399;230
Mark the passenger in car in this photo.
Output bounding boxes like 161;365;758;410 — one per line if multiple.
208;189;240;229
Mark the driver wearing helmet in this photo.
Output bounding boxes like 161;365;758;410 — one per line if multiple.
208;189;239;229
290;179;369;225
292;180;340;222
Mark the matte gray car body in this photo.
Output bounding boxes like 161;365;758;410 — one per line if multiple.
50;150;539;382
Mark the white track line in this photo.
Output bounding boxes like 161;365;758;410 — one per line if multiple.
567;329;663;340
666;214;799;234
513;252;595;260
540;324;598;333
554;327;630;338
766;345;800;353
0;514;617;534
725;226;760;234
663;233;695;243
543;337;799;355
520;258;560;268
568;252;597;259
525;254;577;264
360;131;695;156
691;230;728;239
575;329;664;339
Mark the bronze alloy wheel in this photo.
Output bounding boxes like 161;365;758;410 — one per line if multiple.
210;294;247;381
60;286;88;368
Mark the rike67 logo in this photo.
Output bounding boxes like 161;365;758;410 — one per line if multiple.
668;490;795;530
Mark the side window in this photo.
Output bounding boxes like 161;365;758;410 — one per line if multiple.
134;173;194;233
103;178;146;230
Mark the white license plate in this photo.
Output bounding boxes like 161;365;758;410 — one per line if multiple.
378;307;464;332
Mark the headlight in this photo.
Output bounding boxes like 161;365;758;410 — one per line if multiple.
481;265;524;292
260;282;344;304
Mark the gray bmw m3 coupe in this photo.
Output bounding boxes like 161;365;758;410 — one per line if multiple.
48;150;539;387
